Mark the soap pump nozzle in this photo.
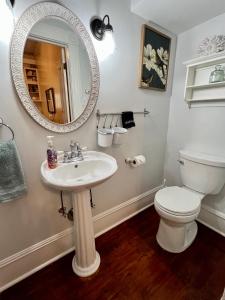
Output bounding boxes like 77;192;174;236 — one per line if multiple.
47;136;54;148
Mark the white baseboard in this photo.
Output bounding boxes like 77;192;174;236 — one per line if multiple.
0;185;162;292
197;204;225;238
94;185;160;237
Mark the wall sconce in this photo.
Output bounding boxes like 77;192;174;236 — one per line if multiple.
90;15;115;61
90;15;113;41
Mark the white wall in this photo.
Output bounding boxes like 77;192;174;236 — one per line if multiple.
164;13;225;218
93;0;176;213
0;0;175;284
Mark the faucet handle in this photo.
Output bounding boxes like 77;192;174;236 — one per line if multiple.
76;145;87;160
70;141;79;158
70;140;76;148
80;146;88;151
75;143;88;153
76;144;87;152
74;142;80;149
63;151;69;163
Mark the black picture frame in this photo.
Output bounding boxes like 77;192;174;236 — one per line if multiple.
139;24;171;91
45;88;56;114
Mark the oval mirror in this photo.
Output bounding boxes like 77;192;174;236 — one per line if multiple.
11;2;99;133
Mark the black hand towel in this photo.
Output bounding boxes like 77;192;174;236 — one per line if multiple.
121;111;136;129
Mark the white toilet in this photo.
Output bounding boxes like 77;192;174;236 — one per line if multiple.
154;149;225;253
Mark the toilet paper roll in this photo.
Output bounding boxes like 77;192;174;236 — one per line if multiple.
130;155;146;167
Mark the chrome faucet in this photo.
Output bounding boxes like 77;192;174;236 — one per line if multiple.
74;142;84;161
70;140;77;158
63;141;85;162
63;150;69;163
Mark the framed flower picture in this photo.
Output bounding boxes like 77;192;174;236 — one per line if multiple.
139;24;171;91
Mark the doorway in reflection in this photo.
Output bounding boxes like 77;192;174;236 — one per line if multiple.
23;38;72;124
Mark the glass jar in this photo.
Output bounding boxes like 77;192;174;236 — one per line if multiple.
209;65;225;83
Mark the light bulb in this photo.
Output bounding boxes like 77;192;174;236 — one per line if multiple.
103;31;115;54
0;1;14;44
94;31;115;62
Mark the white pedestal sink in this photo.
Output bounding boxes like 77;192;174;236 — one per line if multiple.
41;151;117;277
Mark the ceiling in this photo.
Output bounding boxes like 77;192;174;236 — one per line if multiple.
131;0;225;34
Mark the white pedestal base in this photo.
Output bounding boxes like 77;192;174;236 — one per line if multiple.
72;190;100;277
72;252;100;277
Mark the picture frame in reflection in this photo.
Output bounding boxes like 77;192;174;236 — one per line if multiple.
45;87;56;114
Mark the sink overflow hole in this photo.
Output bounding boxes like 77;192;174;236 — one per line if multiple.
74;164;78;168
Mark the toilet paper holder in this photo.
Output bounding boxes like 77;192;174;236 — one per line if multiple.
125;158;136;165
125;155;146;167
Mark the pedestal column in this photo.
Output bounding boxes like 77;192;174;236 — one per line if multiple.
72;189;100;277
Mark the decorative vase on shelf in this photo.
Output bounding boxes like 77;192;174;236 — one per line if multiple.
209;65;225;83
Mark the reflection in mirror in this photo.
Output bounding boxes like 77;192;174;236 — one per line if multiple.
23;18;92;124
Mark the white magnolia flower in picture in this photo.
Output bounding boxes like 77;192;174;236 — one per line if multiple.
141;81;149;87
157;47;169;65
156;65;163;78
143;44;157;71
154;64;166;86
163;64;168;78
163;50;169;62
142;42;169;87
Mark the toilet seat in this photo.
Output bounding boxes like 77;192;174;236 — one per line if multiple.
155;186;204;216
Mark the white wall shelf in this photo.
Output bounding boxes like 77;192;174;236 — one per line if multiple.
23;63;43;112
183;52;225;106
186;81;225;90
186;97;225;102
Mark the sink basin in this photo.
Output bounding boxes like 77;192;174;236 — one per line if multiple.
41;151;118;191
40;150;118;277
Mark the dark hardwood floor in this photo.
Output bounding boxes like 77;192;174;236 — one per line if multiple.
1;206;225;300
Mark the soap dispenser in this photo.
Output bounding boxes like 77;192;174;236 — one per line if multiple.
47;136;57;169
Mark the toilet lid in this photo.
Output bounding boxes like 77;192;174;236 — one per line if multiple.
155;186;203;216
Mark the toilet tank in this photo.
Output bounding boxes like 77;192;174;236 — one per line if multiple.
179;150;225;195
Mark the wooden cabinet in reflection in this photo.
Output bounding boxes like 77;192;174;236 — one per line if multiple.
23;38;70;124
24;64;43;113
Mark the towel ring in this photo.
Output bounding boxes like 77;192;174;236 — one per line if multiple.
0;118;14;140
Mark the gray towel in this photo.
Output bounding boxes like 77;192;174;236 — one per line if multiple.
0;140;26;203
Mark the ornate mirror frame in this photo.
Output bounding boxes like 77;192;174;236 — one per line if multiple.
10;2;99;133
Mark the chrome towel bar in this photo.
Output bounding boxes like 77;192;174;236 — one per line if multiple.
96;108;150;118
